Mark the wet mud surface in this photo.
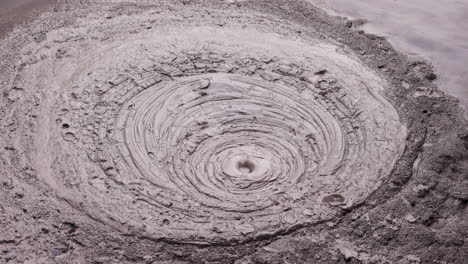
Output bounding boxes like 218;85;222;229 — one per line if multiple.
0;0;467;263
0;0;55;37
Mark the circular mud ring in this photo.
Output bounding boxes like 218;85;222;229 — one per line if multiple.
9;23;406;245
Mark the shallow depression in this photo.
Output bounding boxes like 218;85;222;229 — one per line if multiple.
87;71;404;243
9;23;407;244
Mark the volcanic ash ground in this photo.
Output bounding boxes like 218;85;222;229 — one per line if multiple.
0;1;467;263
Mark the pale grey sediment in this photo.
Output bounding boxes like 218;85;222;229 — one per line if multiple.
2;1;466;262
5;24;405;244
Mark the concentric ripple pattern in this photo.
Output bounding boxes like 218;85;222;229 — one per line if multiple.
13;25;406;244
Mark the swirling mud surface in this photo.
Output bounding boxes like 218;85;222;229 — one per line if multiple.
0;1;466;263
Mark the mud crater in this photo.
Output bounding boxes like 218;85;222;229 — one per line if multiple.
6;18;406;245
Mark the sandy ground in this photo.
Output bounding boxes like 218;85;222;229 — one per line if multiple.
0;0;467;263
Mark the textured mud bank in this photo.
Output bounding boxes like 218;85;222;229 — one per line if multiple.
0;0;467;263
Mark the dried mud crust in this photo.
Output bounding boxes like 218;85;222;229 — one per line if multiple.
0;0;467;263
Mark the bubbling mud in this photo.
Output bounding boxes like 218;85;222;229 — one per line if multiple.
9;21;406;244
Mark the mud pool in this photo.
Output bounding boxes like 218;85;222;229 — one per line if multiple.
0;1;467;263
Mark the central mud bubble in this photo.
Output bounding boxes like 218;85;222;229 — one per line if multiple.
237;160;255;174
